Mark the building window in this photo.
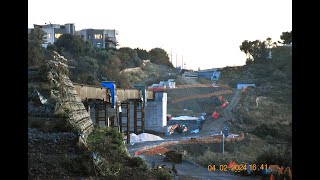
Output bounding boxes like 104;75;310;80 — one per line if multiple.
47;33;51;39
96;42;101;48
55;33;63;39
95;34;102;39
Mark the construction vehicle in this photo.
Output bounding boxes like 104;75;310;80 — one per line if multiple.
212;110;222;119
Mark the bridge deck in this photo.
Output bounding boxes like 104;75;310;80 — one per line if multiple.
73;83;154;102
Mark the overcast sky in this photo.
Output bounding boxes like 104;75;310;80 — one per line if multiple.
28;0;292;70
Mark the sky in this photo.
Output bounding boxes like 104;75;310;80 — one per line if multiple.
28;0;292;70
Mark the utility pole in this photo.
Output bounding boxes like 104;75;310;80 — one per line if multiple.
222;133;225;157
170;49;173;64
176;53;178;68
182;55;183;69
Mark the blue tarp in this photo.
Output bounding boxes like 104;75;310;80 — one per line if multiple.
101;81;116;108
237;84;255;89
211;71;221;80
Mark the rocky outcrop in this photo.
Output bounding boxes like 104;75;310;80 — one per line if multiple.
28;51;93;141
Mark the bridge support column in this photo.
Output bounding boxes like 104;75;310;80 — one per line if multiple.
83;98;89;112
126;102;130;144
105;102;109;127
133;100;145;134
95;101;99;125
134;101;137;133
110;116;115;127
119;111;122;132
120;101;130;144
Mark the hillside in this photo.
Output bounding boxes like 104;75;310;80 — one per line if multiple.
159;46;292;172
166;76;232;116
221;46;292;166
121;60;177;86
219;46;292;141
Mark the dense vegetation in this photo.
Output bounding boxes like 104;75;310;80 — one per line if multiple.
28;27;174;88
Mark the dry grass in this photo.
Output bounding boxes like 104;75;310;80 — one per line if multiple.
167;134;265;167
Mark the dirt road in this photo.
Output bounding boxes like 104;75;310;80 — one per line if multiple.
171;90;233;103
200;89;241;135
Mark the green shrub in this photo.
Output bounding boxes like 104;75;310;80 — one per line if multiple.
193;148;232;167
87;127;128;160
252;123;281;139
30;118;47;129
128;157;148;171
51;118;73;132
154;169;172;180
30;118;73;132
60;153;93;175
256;146;292;167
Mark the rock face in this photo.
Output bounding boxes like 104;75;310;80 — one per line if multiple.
28;51;93;141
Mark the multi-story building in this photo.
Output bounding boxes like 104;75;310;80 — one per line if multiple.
29;23;118;49
30;23;75;48
79;29;118;49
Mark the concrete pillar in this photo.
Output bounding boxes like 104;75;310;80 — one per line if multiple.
134;101;137;133
144;92;167;131
95;102;99;125
105;102;109;127
126;102;130;144
119;112;122;132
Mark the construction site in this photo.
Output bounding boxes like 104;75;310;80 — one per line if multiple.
28;51;292;179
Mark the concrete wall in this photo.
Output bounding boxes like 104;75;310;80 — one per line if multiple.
144;92;167;132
